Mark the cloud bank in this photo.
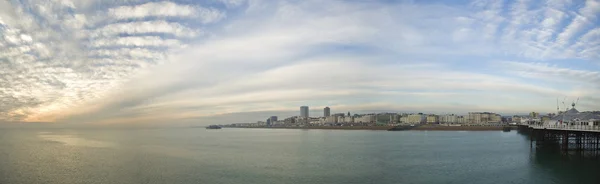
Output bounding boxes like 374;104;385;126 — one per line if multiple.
0;0;599;124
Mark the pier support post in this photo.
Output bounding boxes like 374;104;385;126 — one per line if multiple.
563;131;569;151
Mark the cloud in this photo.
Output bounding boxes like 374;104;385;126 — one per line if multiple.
0;0;599;124
88;48;166;60
0;0;211;122
107;1;225;24
216;0;246;8
499;61;600;109
500;61;600;87
554;0;599;48
91;21;201;38
89;36;183;48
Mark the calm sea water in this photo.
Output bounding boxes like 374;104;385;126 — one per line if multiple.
1;127;599;184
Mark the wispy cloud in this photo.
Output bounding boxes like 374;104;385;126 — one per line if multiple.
0;0;598;124
107;1;225;23
90;21;201;38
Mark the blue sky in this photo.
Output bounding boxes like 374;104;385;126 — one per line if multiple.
0;0;598;124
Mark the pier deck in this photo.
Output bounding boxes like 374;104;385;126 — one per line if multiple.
529;124;600;132
520;125;600;151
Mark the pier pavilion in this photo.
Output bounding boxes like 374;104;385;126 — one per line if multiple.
520;103;600;151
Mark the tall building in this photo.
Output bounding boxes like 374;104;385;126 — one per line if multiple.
300;106;309;118
270;116;278;122
324;107;331;117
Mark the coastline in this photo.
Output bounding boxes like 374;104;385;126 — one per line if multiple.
225;125;516;131
412;125;512;131
226;126;394;130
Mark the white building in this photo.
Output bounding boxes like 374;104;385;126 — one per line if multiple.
457;116;467;124
355;115;376;123
325;116;338;123
468;112;502;124
400;115;409;124
342;116;354;123
407;114;425;124
440;114;458;124
426;114;439;124
545;103;600;127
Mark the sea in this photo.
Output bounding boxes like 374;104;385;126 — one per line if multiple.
1;127;599;184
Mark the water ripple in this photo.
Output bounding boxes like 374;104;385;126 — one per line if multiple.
37;132;115;148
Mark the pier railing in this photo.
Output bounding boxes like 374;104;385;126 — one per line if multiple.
528;124;600;132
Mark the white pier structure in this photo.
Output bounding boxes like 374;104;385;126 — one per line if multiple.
519;100;600;151
536;102;600;131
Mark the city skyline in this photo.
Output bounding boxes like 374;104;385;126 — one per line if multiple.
0;0;599;124
223;104;580;126
218;102;600;125
230;105;534;127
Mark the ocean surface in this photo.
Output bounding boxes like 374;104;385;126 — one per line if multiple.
1;127;599;184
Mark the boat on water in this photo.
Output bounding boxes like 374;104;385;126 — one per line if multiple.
206;125;222;129
388;125;419;131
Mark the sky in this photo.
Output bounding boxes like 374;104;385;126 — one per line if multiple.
0;0;599;125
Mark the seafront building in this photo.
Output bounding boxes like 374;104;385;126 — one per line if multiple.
390;114;401;123
300;106;309;118
468;112;502;124
400;116;408;123
512;116;522;123
355;114;376;123
284;117;296;124
325;116;338;123
338;115;354;123
406;114;425;124
309;117;321;124
457;116;467;124
324;107;331;117
440;114;458;124
426;114;439;124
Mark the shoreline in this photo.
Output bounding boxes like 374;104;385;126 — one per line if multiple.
412;125;512;131
226;126;394;130
224;125;516;131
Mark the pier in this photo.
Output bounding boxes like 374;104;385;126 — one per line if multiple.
517;100;600;151
520;124;600;151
